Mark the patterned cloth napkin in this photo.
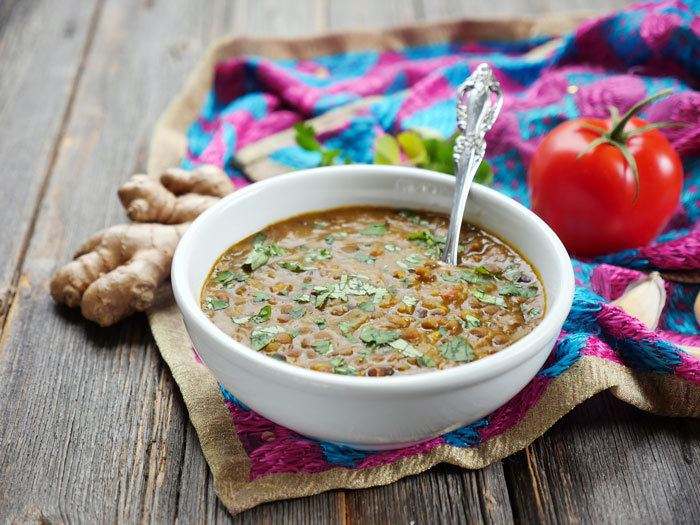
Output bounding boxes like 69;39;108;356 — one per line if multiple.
146;1;700;514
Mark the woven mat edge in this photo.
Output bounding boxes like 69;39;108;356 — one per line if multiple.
145;12;598;180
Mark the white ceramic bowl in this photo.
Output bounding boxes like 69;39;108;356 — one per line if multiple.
172;165;574;450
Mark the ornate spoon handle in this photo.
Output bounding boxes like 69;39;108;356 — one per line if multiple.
441;63;503;265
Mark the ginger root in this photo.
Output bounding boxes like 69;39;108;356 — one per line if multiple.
51;223;188;326
118;164;234;223
51;164;234;326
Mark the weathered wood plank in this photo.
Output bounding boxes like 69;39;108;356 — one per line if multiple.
346;463;514;524
0;0;100;328
503;391;700;524
0;0;234;522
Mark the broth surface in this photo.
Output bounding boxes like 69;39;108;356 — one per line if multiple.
200;207;544;376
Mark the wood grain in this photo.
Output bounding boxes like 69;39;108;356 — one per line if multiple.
0;0;100;328
503;391;700;524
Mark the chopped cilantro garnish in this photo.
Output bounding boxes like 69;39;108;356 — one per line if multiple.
360;327;399;347
407;230;444;247
402;296;417;308
463;313;482;328
438;326;448;336
503;265;522;282
303;248;332;263
314;318;327;330
357;301;375;313
361;224;389;236
288;307;306;319
252;232;266;246
439;337;474;362
400;278;413;287
280;289;289;296
331;356;358;375
324;232;348;245
388;338;422;358
471;289;506;307
355;253;376;265
212;270;249;285
339;320;359;343
384;243;401;252
243;240;285;271
373;287;388;304
312;222;328;230
250;326;285;351
442;270;491;285
249;305;271;323
292;294;310;303
279;261;318;272
312;339;333;355
388;285;398;295
461;270;492;285
499;283;538;298
521;304;542;320
417;355;437;368
398;209;429;226
290;328;302;339
474;266;497;278
253;292;272;302
206;298;229;311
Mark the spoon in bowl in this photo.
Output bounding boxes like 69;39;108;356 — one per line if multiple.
441;63;503;265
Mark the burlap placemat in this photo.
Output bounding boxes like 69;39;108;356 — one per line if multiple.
144;4;700;514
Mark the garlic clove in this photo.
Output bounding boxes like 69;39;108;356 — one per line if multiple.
611;272;666;331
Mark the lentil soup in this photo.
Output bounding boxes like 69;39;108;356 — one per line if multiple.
200;207;544;376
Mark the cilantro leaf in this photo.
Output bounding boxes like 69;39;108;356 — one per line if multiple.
402;296;417;308
463;313;482;328
471;289;507;307
417;355;437;368
312;339;333;355
314;318;327;330
357;301;375;313
361;224;389;236
398;209;429;225
292;294;310;303
407;230;444;246
250;326;285;351
499;283;538;298
243;240;285;271
206;298;229;311
288;307;306;319
279;261;318;272
388;338;423;358
355;253;376;265
330;356;358;375
503;265;522;282
249;305;271;323
294;122;322;152
439;337;474;362
360;327;399;347
253;292;272;302
384;243;400;252
339;320;359;343
521;304;542;320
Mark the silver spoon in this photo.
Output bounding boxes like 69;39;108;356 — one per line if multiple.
441;63;503;265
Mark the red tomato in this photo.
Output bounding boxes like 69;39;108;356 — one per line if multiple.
527;115;683;258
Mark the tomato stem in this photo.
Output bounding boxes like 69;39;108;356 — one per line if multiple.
608;89;673;142
576;89;680;204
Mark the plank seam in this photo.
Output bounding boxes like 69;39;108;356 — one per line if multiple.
0;0;106;346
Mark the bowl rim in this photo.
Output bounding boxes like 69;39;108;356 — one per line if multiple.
172;165;574;394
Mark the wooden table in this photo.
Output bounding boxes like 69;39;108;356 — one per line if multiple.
1;0;698;522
